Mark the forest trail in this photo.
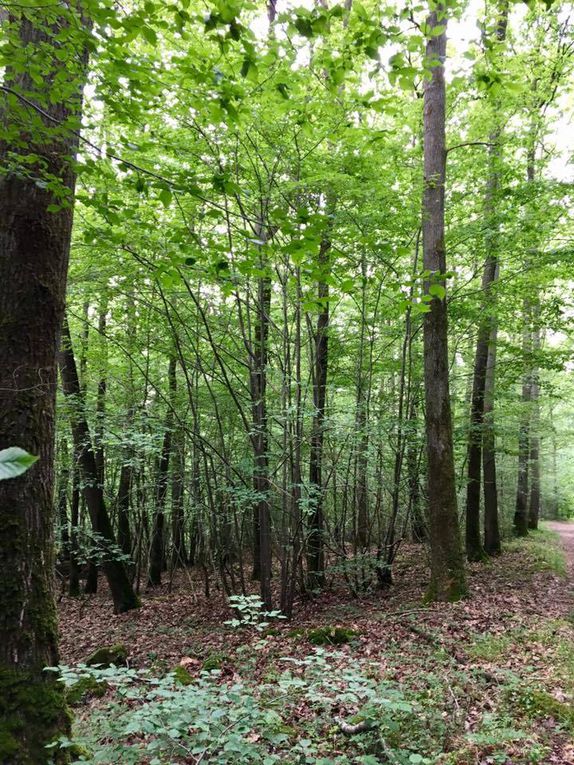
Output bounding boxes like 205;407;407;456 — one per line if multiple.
546;520;574;572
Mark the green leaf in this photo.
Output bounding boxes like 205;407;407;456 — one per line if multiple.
429;283;446;299
159;187;173;207
0;447;39;480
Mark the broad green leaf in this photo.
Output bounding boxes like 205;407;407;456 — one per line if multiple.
0;447;39;480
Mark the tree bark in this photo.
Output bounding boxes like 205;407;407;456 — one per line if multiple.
483;325;501;554
528;327;541;530
421;5;467;602
148;355;176;587
59;318;140;613
307;237;331;590
0;8;90;759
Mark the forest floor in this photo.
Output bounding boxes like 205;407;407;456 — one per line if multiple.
59;524;574;764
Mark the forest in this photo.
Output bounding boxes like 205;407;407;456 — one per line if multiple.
0;0;573;762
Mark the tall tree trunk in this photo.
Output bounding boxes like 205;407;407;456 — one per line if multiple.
116;461;133;558
148;355;176;587
307;237;330;590
69;453;82;595
421;4;467;601
171;430;187;570
514;144;536;537
0;8;89;758
59;318;140;613
408;395;425;542
465;1;508;562
250;271;273;608
528;327;541;529
354;253;370;552
483;324;501;554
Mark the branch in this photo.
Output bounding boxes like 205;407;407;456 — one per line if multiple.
446;141;494;154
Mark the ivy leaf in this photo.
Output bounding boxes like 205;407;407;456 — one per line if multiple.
0;447;39;480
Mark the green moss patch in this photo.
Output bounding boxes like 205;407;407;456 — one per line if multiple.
85;644;128;668
0;666;71;764
307;626;357;646
66;675;107;706
202;652;227;672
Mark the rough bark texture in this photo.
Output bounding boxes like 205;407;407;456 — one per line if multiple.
307;237;330;590
421;7;467;602
465;2;508;562
528;327;541;530
59;319;140;613
148;356;176;587
514;144;536;537
250;272;273;608
483;326;501;554
0;11;88;761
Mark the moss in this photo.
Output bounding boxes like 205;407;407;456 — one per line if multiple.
307;626;357;646
66;676;107;706
0;666;71;764
172;665;193;686
468;633;512;661
287;628;306;638
85;643;128;667
202;653;227;672
515;688;574;730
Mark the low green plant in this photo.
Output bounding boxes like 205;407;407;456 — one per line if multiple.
202;652;227;672
505;528;567;576
49;650;420;764
224;594;286;632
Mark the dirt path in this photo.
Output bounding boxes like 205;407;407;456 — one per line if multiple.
546;520;574;572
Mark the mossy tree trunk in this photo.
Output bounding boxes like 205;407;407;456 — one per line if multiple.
0;8;90;761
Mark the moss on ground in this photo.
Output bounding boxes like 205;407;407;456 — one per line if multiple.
85;644;128;667
307;626;357;645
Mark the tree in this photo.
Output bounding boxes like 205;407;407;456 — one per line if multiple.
464;0;509;561
59;318;140;613
0;5;90;759
421;2;467;601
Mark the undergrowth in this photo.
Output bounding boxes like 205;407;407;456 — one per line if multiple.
49;529;574;765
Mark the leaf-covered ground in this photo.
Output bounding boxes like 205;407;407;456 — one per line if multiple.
58;524;574;764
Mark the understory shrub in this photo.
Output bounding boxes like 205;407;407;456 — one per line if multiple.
49;650;427;764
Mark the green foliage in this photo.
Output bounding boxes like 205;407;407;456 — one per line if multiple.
0;447;39;480
171;665;193;686
511;687;574;731
66;676;108;706
505;527;567;576
51;651;421;764
202;653;228;672
225;595;286;632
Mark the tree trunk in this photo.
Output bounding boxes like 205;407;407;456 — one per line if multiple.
514;144;536;538
0;9;90;759
250;271;273;608
528;327;541;530
483;325;501;554
148;355;176;587
116;461;133;558
307;237;330;590
421;4;467;602
59;318;140;613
